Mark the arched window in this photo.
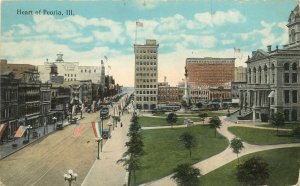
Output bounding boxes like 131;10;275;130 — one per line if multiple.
264;65;268;84
292;62;297;71
248;68;251;83
258;66;262;84
271;64;275;84
253;67;257;84
284;63;289;71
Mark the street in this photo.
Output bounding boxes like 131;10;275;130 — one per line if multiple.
0;111;110;186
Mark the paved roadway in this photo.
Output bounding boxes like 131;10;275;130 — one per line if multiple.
0;108;115;186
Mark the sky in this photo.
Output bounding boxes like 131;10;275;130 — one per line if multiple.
0;0;298;86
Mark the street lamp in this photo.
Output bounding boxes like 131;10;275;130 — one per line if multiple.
64;169;77;186
52;116;57;131
27;125;33;142
95;137;103;159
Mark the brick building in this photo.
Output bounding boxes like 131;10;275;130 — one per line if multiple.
186;57;235;89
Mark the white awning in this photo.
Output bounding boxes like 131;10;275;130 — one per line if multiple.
268;91;275;98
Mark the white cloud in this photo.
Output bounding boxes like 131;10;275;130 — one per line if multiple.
73;36;94;43
33;15;77;35
222;39;235;45
237;20;288;48
180;35;217;49
194;10;246;26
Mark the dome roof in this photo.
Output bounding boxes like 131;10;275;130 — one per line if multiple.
289;4;300;23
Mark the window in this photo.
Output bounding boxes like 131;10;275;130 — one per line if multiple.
94;70;96;72
248;68;251;83
292;73;298;83
284;63;289;71
291;110;297;121
264;65;268;84
284;90;290;103
271;64;275;83
258;66;262;84
291;29;296;42
292;90;298;103
253;67;256;84
284;109;290;121
284;73;289;83
292;62;297;70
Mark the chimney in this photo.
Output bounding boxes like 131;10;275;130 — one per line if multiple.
267;45;272;52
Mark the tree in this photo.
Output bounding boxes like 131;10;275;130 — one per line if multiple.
271;112;285;136
117;155;141;185
196;102;203;108
236;156;269;186
209;116;222;137
230;137;244;164
118;113;143;185
171;163;201;186
199;112;208;124
166;112;177;128
179;132;197;158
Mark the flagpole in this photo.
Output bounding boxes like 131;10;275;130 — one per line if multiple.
135;21;138;44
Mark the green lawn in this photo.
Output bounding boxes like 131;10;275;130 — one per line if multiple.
133;125;228;185
138;116;185;127
228;126;300;145
201;147;300;186
256;123;300;129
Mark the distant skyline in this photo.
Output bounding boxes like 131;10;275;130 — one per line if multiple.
1;0;298;86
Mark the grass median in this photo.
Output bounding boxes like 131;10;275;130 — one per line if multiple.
133;125;228;185
138;116;186;127
201;147;300;186
228;126;300;145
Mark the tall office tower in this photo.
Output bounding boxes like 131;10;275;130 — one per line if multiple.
134;39;159;110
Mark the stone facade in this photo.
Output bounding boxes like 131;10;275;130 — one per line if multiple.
234;66;247;82
240;4;300;122
134;39;159;110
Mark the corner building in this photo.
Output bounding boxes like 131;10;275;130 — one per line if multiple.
240;3;300;122
134;40;159;110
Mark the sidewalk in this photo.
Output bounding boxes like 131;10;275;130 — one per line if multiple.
0;113;86;160
81;110;131;186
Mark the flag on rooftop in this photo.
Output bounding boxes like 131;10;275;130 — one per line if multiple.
104;56;108;60
136;21;143;27
14;126;27;138
73;123;84;137
92;122;101;138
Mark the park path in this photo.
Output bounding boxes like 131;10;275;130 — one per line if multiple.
142;116;300;186
81;107;132;186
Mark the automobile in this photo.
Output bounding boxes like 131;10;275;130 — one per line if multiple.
100;107;110;119
102;128;111;139
56;124;64;130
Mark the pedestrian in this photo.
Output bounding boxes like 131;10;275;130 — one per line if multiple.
121;122;123;127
